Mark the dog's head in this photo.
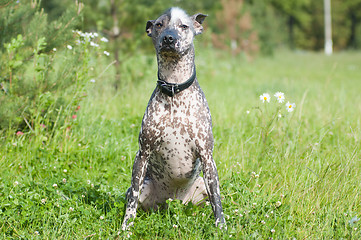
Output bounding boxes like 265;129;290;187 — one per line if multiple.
146;7;207;57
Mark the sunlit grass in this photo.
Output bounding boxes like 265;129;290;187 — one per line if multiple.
1;49;361;239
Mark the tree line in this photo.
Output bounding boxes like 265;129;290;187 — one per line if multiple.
78;0;361;54
2;0;360;56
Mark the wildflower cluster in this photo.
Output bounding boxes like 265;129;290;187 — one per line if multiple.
248;91;298;145
259;92;296;112
70;30;110;56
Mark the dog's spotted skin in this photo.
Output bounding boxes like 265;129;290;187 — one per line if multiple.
121;7;226;230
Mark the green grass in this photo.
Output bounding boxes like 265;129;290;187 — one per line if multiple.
1;49;361;239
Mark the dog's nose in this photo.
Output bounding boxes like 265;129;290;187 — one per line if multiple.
163;35;175;45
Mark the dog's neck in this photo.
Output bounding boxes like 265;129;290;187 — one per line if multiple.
157;47;195;84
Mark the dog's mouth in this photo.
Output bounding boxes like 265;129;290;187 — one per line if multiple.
158;44;181;58
159;44;177;52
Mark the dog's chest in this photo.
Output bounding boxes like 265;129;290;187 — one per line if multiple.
140;86;211;183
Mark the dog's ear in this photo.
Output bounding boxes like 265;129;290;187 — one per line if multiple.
191;13;207;35
146;20;155;37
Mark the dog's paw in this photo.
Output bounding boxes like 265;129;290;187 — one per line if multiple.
218;222;227;230
121;221;134;231
215;217;227;230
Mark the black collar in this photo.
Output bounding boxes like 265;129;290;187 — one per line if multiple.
157;67;196;97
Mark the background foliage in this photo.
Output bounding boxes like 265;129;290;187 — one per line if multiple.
2;0;360;131
0;0;361;239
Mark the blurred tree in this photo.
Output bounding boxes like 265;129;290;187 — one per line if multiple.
271;0;311;49
343;0;361;48
211;0;259;56
293;0;324;50
329;0;350;50
247;0;287;55
271;0;361;50
40;0;77;21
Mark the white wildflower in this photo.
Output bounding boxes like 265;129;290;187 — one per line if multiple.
274;92;285;103
100;37;109;42
259;93;271;103
285;101;296;112
67;45;72;50
90;42;99;47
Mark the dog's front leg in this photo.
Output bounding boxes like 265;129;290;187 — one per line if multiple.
200;150;226;229
121;150;148;230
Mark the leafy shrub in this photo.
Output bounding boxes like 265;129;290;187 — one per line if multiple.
0;1;109;134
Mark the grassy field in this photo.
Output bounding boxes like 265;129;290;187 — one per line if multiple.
1;48;361;239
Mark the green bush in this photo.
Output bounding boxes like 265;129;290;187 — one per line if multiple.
0;1;109;134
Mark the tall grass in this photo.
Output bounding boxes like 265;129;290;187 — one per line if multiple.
1;49;360;239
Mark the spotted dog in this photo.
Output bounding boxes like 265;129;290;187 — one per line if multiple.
121;7;226;230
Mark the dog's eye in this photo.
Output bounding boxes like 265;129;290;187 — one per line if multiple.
155;23;163;28
181;24;189;30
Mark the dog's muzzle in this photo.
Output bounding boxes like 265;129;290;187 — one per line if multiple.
159;30;178;52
